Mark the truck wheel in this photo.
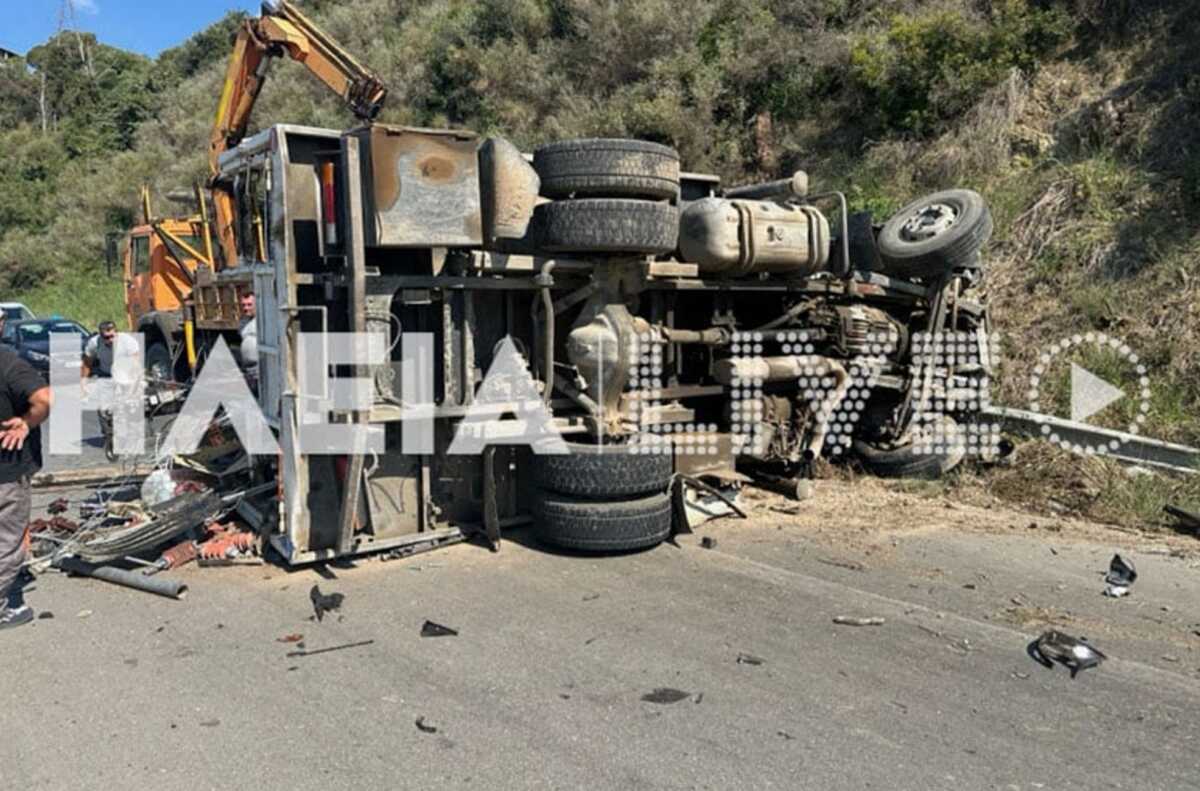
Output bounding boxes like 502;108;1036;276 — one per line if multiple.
852;415;966;479
533;489;673;552
537;199;679;255
533;439;673;499
146;342;173;382
533;138;680;201
876;189;992;278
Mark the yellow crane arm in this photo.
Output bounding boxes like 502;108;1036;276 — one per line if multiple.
208;0;387;267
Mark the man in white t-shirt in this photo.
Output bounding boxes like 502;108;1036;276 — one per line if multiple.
82;321;117;378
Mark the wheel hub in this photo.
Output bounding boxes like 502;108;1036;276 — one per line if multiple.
901;202;957;242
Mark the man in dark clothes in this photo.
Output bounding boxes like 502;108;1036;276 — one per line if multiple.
0;321;52;630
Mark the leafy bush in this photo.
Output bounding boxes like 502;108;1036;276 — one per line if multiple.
849;0;1069;135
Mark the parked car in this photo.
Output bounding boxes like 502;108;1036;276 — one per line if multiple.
0;317;91;374
0;302;36;322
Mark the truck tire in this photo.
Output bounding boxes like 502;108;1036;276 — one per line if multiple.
533;138;680;201
533;489;673;552
533;440;673;499
537;199;679;255
876;189;992;278
146;342;173;382
852;415;966;479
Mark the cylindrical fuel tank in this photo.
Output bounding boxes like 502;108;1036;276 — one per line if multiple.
679;198;830;276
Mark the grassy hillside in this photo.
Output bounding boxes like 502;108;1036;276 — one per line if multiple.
2;0;1197;524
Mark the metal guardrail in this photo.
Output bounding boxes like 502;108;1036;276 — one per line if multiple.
981;406;1200;475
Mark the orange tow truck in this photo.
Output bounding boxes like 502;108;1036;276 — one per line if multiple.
113;186;213;381
113;0;385;381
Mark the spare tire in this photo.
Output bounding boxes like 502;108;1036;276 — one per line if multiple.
876;189;992;278
537;199;679;255
533;138;680;201
534;489;673;552
533;439;673;499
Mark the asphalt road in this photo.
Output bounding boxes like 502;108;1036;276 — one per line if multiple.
41;411;173;473
4;486;1199;790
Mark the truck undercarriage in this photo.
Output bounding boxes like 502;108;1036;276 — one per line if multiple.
188;124;995;564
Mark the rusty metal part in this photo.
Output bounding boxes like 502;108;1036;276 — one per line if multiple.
354;125;482;247
29;516;81;535
158;540;198;570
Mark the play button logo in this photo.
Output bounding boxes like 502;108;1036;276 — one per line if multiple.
1070;362;1124;422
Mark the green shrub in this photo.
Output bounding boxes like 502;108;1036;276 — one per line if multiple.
849;0;1069;135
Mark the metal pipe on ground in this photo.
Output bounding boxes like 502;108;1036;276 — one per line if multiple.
55;556;189;600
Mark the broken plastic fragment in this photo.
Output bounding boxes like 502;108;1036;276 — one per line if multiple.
1029;630;1106;678
309;585;344;622
641;688;690;704
1103;585;1129;598
421;620;458;637
415;716;438;733
1104;554;1137;588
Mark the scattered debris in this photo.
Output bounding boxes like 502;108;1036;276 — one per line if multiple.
36;611;52;620
1103;554;1137;597
1029;630;1106;678
309;585;344;622
641;688;691;704
76;610;92;619
277;633;304;643
415;716;438;733
700;536;717;550
420;620;458;637
155;539;198;572
736;653;765;666
777;730;795;740
198;521;258;563
817;558;865;572
694;692;704;704
582;593;600;602
199;719;220;728
833;616;885;626
1011;671;1030;680
47;498;69;515
1162;654;1181;663
286;639;374;658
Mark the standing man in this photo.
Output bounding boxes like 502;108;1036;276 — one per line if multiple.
82;320;117;379
0;315;52;629
238;291;258;385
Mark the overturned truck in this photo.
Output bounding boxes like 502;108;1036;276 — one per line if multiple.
194;125;994;564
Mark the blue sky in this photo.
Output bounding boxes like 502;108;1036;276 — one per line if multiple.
3;0;260;58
